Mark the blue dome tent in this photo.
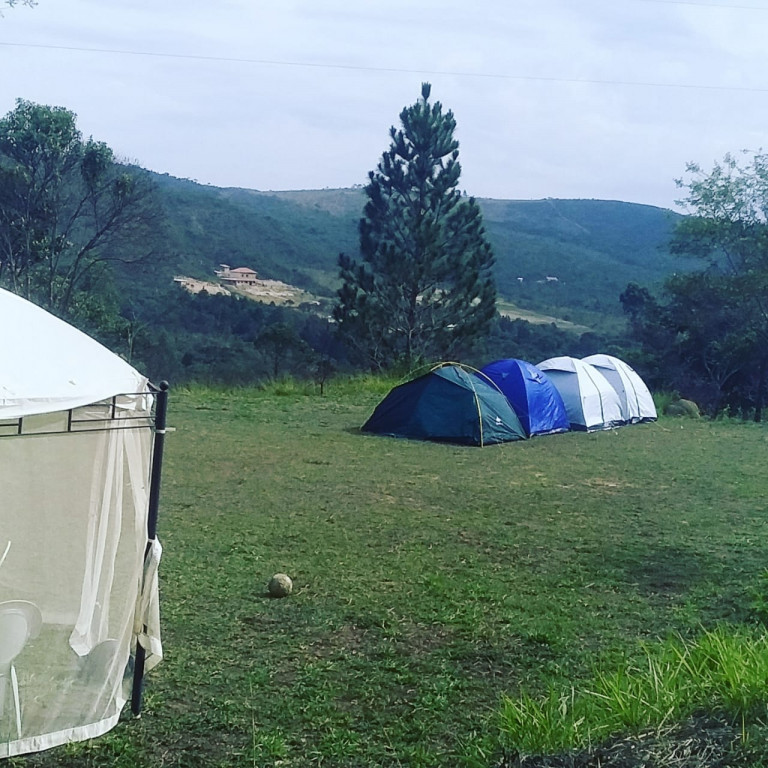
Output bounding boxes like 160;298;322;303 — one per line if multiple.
362;364;526;446
480;359;569;437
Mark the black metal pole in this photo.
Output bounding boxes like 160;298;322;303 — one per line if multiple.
132;381;169;716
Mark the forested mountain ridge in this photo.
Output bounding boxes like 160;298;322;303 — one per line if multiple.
148;174;356;292
479;197;685;318
151;173;685;320
109;174;690;384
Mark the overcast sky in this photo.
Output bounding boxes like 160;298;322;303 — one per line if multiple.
2;0;768;210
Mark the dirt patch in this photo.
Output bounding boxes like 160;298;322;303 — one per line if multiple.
502;714;741;768
497;303;591;333
173;276;230;296
583;477;631;492
173;275;322;307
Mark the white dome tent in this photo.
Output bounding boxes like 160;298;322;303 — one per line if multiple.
0;288;166;757
538;356;623;431
582;354;657;424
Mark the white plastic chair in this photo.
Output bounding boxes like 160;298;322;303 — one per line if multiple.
0;601;42;739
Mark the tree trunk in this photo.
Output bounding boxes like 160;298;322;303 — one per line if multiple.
755;358;766;423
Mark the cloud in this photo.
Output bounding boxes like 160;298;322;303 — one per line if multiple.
2;0;768;208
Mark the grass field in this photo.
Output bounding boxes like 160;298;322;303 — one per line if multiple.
13;380;768;767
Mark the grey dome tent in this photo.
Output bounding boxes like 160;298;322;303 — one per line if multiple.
538;356;623;431
582;354;657;423
0;288;166;756
362;364;526;446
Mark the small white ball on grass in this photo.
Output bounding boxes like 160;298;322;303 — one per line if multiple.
268;573;293;598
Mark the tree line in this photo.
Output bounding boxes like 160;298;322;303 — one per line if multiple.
0;93;765;417
622;152;768;419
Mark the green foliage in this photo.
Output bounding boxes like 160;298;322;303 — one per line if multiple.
483;198;685;318
151;174;358;289
500;626;768;759
624;151;768;417
478;315;608;368
98;177;679;385
747;569;768;626
193;188;678;318
0;102;681;390
651;390;680;415
129;290;340;385
0;99;160;317
254;322;312;380
334;84;497;370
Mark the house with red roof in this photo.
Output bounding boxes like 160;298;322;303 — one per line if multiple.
215;265;260;287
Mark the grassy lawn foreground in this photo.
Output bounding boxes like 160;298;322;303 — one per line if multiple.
13;381;768;767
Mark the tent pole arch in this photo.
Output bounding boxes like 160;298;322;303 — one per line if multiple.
433;363;490;447
131;380;169;716
464;373;486;448
580;364;608;426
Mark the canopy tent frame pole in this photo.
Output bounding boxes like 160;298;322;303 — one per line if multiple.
131;380;169;716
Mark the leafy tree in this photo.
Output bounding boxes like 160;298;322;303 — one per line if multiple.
627;275;757;412
624;151;768;417
255;322;313;380
0;99;160;316
674;153;768;417
334;83;496;370
619;282;673;389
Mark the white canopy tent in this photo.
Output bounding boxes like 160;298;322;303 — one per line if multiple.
0;288;164;757
582;354;657;424
538;356;623;431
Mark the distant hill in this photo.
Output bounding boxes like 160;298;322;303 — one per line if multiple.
147;174;688;323
478;197;685;321
149;175;358;294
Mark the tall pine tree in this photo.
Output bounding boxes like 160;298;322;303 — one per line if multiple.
334;83;496;370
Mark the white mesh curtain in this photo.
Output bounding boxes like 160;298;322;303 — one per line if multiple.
0;398;161;757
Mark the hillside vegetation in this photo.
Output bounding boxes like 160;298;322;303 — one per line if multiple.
149;175;685;321
92;175;697;386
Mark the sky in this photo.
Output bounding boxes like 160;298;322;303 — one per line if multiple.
2;0;768;211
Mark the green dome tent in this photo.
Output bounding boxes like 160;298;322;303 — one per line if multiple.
362;364;526;446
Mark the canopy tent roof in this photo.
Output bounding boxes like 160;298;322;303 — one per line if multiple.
479;358;569;437
0;287;146;420
362;364;526;446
